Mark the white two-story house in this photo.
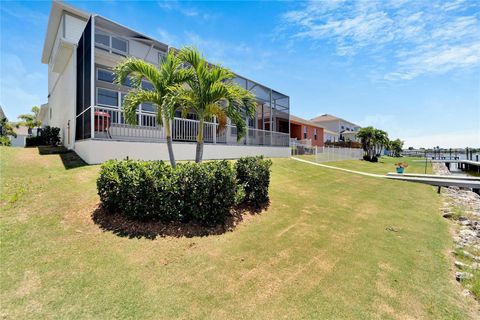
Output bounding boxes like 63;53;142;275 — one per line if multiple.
310;114;361;143
40;1;290;164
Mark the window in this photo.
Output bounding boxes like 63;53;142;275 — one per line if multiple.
112;37;127;53
341;125;345;129
314;128;317;140
97;88;118;107
142;102;155;113
97;69;115;83
159;51;167;64
142;80;155;91
95;33;109;47
97;68;132;87
95;30;128;56
303;126;307;139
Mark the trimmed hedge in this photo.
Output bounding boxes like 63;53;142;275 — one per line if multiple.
97;156;273;224
97;159;237;224
235;156;272;208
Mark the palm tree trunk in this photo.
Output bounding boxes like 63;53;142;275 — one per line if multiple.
164;118;176;168
195;118;204;163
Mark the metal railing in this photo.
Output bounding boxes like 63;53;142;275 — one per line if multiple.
89;106;289;147
315;146;364;162
290;138;312;147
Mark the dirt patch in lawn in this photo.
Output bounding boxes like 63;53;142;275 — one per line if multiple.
91;203;268;239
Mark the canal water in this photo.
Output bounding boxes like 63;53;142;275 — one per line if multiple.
448;162;480;177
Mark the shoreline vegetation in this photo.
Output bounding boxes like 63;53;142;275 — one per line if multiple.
434;162;480;301
1;147;477;318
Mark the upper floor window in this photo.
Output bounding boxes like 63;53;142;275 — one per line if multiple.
159;51;167;65
97;69;115;83
97;88;119;107
314;128;317;140
303;126;307;139
95;30;128;56
341;125;345;129
142;80;155;91
97;68;132;87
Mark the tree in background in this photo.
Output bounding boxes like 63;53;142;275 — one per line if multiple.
373;129;389;157
389;139;404;157
18;106;41;132
357;126;390;161
114;49;192;168
357;126;375;159
177;47;257;163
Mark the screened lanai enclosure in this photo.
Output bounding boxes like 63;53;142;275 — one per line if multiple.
75;15;290;147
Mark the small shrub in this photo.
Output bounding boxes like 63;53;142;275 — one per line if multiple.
371;156;379;162
97;159;237;224
26;136;42;147
0;136;10;146
363;155;371;161
41;126;61;146
235;156;272;208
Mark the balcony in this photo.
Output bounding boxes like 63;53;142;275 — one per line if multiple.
80;106;289;147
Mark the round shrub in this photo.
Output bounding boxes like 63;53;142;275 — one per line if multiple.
235;156;272;208
97;159;237;224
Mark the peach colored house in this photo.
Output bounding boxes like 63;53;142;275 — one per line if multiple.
289;115;325;147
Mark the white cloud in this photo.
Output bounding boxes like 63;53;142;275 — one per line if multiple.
157;1;213;20
157;29;178;46
282;0;480;80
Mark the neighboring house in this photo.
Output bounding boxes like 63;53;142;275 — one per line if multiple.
323;129;340;143
310;114;361;142
41;1;290;164
9;126;29;148
289;115;324;147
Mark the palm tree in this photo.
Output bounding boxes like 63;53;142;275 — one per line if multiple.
113;49;191;168
357;126;375;159
18;106;41;132
373;129;389;157
177;47;257;163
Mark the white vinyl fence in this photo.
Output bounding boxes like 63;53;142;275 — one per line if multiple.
315;146;364;162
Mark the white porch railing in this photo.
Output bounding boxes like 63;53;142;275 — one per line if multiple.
87;106;289;147
290;138;312;147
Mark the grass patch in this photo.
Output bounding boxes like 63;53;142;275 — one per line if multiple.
295;155;432;175
0;147;474;319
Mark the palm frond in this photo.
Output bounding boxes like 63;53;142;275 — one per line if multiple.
122;90;160;125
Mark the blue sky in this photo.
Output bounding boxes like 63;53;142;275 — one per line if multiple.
1;0;479;148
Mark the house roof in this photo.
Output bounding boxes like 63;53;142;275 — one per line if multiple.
41;1;91;64
0;105;6;121
13;126;30;136
290;114;325;129
310;114;361;128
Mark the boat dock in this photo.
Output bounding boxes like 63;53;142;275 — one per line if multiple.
413;159;480;173
386;172;480;193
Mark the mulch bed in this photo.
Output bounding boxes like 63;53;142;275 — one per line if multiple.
91;203;268;239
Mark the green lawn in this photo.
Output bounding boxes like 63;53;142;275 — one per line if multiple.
295;155;433;175
0;147;474;319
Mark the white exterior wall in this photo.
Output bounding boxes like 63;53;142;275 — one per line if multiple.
9;135;27;148
129;40;163;65
47;13;87;149
48;56;77;148
75;140;290;164
64;14;87;41
315;120;339;133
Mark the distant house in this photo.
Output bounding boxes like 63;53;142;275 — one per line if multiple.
289;115;325;147
310;114;361;143
323;129;340;143
9;126;29;148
